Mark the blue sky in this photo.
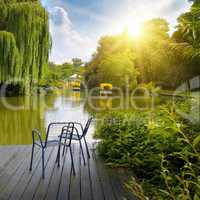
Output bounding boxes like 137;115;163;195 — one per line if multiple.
42;0;191;64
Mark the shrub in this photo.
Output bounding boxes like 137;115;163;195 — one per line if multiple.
96;103;200;199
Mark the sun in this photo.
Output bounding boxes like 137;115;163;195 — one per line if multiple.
125;20;142;38
111;17;143;38
110;11;154;38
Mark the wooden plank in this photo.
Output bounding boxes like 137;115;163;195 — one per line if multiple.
8;146;50;200
88;146;104;200
0;146;22;169
0;146;11;154
0;146;40;200
0;146;29;195
0;145;24;150
33;146;58;200
108;168;136;200
80;145;93;200
20;147;54;200
108;168;126;200
0;146;28;175
56;148;71;200
0;144;137;200
44;146;66;200
69;143;81;200
93;149;116;200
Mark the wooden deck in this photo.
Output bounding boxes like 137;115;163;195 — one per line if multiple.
0;143;136;200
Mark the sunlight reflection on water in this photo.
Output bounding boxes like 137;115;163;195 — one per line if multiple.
0;92;94;145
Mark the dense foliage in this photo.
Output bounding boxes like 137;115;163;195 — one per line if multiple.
42;60;85;88
85;32;138;90
72;58;83;68
0;0;50;94
85;2;200;90
96;102;200;199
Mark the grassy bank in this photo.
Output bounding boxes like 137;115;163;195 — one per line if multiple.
95;102;200;199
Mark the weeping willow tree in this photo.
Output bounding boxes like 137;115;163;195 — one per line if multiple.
0;0;51;94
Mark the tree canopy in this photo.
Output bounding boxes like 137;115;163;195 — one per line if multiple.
85;1;200;90
85;33;138;90
0;0;50;94
72;58;83;68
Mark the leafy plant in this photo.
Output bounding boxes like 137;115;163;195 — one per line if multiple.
96;102;200;199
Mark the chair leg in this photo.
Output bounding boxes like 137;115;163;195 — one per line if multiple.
62;138;67;157
42;148;45;179
57;144;61;167
83;137;90;159
29;143;35;171
56;145;59;163
56;152;58;163
69;146;75;176
56;135;63;167
79;140;86;165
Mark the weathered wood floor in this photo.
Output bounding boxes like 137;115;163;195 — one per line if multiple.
0;143;136;200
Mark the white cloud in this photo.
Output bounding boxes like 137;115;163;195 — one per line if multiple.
45;1;191;64
126;0;191;26
49;7;96;64
106;0;191;35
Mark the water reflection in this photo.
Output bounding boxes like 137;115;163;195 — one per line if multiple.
0;91;168;145
0;96;47;145
0;92;94;145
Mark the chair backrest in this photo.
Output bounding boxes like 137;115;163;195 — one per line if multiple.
60;122;74;146
44;122;72;147
82;117;93;138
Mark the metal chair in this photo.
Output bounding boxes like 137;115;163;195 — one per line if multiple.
56;122;76;175
29;122;72;179
62;118;93;163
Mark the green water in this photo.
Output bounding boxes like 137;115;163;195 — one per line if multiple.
0;91;168;145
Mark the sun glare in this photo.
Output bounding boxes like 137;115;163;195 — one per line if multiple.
125;20;141;38
111;9;155;38
111;17;143;38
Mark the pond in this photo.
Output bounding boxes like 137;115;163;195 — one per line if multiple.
0;90;170;145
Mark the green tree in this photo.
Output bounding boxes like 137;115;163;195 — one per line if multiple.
136;18;172;85
97;53;138;89
188;0;200;4
141;18;170;40
85;33;138;90
173;3;200;47
0;0;50;94
72;58;83;68
135;17;199;88
43;62;74;87
171;2;200;80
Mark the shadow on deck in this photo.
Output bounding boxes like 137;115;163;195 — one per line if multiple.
0;143;136;200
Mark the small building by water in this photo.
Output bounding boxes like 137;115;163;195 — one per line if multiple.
68;74;82;91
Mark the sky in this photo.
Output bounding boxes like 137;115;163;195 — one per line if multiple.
41;0;191;64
